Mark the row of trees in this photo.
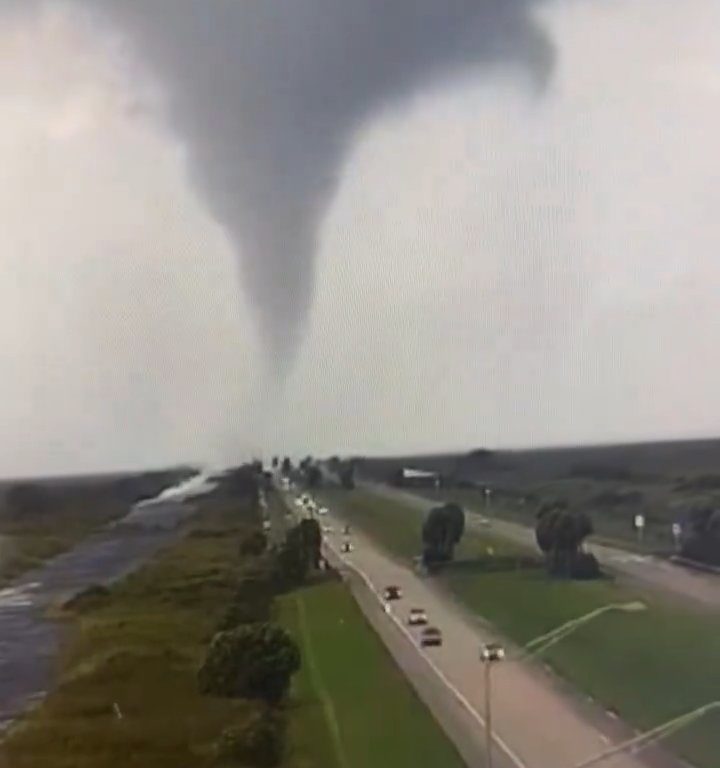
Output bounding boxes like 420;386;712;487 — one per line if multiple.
197;481;327;766
419;498;601;580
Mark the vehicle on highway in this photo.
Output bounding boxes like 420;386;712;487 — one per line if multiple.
343;524;352;535
420;627;443;647
408;608;428;626
262;520;271;532
341;540;353;553
318;506;329;515
383;585;402;601
322;525;333;533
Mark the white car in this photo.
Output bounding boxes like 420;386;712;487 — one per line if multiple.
322;525;333;533
318;506;329;516
408;608;428;626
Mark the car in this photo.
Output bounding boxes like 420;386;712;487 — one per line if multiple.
382;585;402;601
408;608;428;626
262;520;271;532
343;524;352;535
322;525;333;533
341;541;353;553
420;627;442;647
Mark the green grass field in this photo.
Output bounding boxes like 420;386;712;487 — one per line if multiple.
322;489;720;768
278;580;466;768
0;501;249;768
2;494;465;768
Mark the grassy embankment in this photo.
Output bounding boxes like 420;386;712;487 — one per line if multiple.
0;472;189;585
320;488;720;768
0;502;125;585
1;491;465;768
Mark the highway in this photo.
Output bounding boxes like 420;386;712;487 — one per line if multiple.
366;482;720;611
288;495;685;768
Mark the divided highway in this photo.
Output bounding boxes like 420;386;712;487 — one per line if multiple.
366;482;720;611
284;490;682;768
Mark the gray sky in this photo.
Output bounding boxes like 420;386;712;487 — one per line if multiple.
1;0;720;475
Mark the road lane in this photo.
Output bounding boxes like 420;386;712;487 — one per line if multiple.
367;482;720;611
314;504;680;768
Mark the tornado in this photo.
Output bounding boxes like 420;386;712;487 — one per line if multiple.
78;0;555;370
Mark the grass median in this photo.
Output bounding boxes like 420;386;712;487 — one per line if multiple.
278;579;466;768
321;488;720;768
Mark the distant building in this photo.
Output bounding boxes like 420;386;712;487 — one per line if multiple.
393;467;441;488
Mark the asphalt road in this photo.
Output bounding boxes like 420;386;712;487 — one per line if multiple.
320;518;681;768
367;483;720;611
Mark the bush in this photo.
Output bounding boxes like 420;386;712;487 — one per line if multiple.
217;708;286;767
198;623;300;703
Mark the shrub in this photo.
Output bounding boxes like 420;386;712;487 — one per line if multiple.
198;623;300;703
217;708;286;767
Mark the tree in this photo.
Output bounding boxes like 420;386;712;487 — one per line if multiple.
198;623;300;703
535;503;598;578
680;507;720;565
271;456;279;469
217;708;286;767
339;461;355;490
273;526;310;588
281;457;292;477
299;518;322;568
223;466;260;506
305;465;322;489
421;503;465;567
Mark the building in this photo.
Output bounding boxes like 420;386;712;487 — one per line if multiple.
393;467;441;488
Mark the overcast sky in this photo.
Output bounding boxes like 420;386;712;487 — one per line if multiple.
1;0;720;476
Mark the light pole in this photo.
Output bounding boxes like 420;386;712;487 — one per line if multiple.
480;641;505;768
478;602;645;768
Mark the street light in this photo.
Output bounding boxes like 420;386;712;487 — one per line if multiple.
480;642;505;768
479;602;645;768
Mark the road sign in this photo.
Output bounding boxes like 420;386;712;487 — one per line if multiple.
634;514;645;530
672;522;681;538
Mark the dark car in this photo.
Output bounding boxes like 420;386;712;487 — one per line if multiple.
420;627;442;647
382;585;402;601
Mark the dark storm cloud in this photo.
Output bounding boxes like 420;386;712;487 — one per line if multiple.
83;0;555;367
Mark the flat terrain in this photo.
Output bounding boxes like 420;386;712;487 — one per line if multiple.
2;490;464;768
0;470;189;585
0;501;247;768
278;580;466;768
320;488;720;768
358;437;720;553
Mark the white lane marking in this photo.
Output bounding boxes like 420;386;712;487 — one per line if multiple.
324;536;528;768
